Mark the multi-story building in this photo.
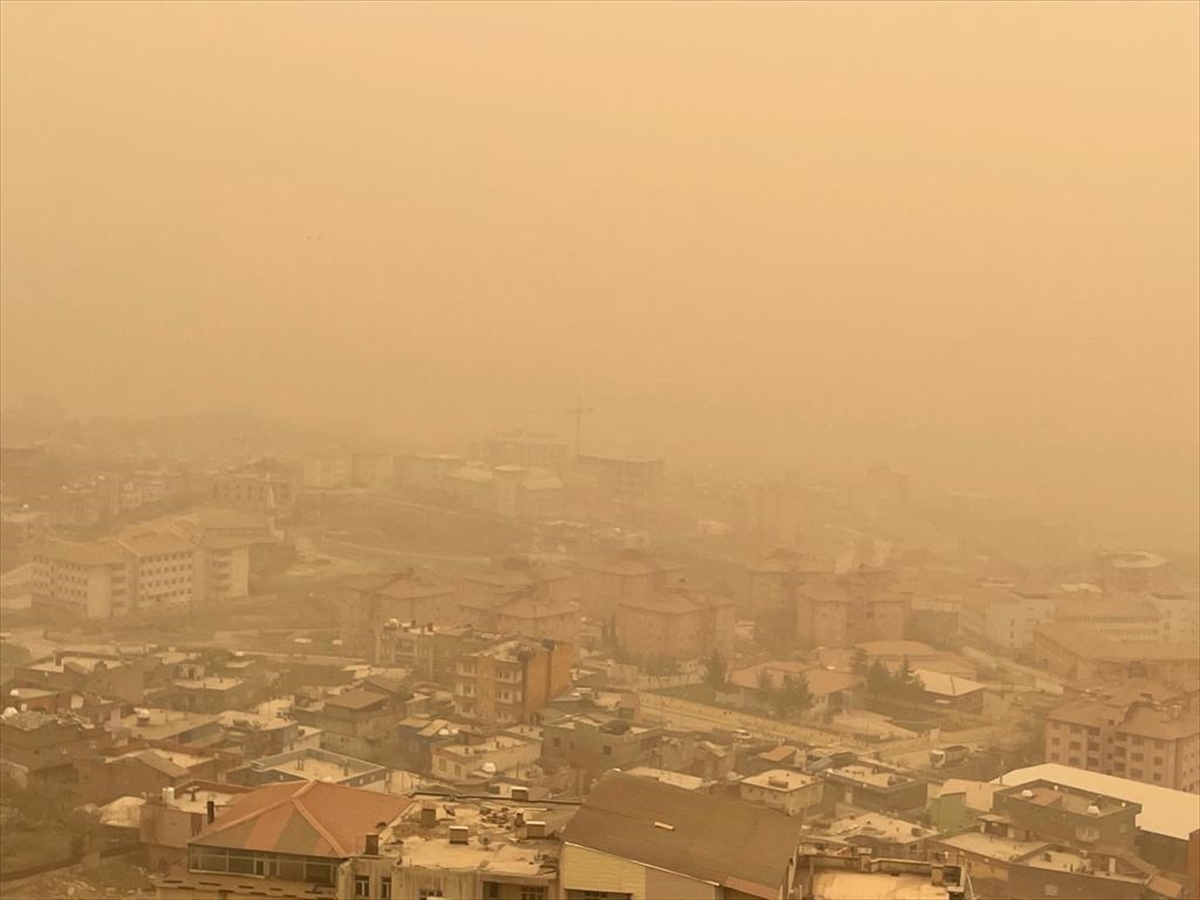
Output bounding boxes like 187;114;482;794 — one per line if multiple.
739;769;823;817
30;538;133;619
796;567;911;649
541;711;663;783
292;689;399;761
745;548;833;620
208;472;296;513
0;510;49;562
348;792;567;900
481;429;570;471
300;455;352;489
52;478;120;529
430;731;542;783
573;453;665;501
616;587;735;664
992;779;1141;850
377;622;475;686
1053;598;1163;643
452;637;574;725
822;762;928;815
1044;694;1200;793
575;548;683;617
1147;587;1200;645
338;570;462;660
117;529;199;612
153;780;410;900
0;709;116;788
456;556;581;643
1033;625;1200;685
960;583;1057;651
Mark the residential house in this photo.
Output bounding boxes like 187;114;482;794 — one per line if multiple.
0;709;115;788
227;746;392;793
430;731;542;784
796;567;912;649
541;711;663;783
293;689;398;761
822;762;928;815
739;769;823;817
78;748;224;805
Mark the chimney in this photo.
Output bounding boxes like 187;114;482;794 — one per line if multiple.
364;833;379;856
448;825;469;845
206;799;216;824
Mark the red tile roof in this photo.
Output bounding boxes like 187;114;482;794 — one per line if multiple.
191;781;410;858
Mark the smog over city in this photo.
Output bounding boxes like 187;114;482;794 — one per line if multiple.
0;3;1197;900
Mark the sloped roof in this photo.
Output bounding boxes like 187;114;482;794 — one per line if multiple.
191;781;410;857
562;772;800;898
912;669;985;698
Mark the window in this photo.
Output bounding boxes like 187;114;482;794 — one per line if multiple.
1131;769;1143;779
484;884;500;900
1154;757;1164;766
520;888;547;900
1050;737;1060;747
418;890;444;900
354;875;370;898
1044;885;1059;897
602;745;612;757
1153;773;1162;783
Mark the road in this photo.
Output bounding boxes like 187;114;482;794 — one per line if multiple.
636;693;859;749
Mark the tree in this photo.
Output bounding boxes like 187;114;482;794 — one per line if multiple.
779;673;813;718
757;667;775;693
892;656;924;700
866;660;891;697
851;648;870;677
705;651;728;691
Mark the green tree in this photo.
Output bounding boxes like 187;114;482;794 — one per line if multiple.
893;657;924;699
780;673;814;718
851;648;870;676
866;660;891;696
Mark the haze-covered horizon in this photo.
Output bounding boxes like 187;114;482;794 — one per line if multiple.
2;1;1197;547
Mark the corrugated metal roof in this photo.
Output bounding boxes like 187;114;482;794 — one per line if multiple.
562;772;799;897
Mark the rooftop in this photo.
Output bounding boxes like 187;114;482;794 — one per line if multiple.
192;781;410;857
808;870;957;900
999;780;1140;819
934;830;1048;862
562;771;805;899
741;769;818;793
625;767;710;791
911;669;985;698
828;812;933;844
993;764;1200;840
825;764;917;790
936;779;997;812
31;539;126;567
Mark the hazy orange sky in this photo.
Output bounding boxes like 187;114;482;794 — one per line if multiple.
1;1;1197;544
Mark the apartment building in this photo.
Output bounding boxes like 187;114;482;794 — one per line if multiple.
796;568;911;649
1053;598;1163;643
481;428;570;471
574;453;665;501
739;769;823;817
745;548;833;619
208;472;296;513
430;731;542;782
30;539;132;619
960;584;1057;651
541;711;663;782
616;586;735;663
1045;694;1200;793
452;637;574;725
575;548;683;617
1147;587;1200;645
338;569;462;660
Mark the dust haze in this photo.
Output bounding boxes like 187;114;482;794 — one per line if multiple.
2;0;1197;547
